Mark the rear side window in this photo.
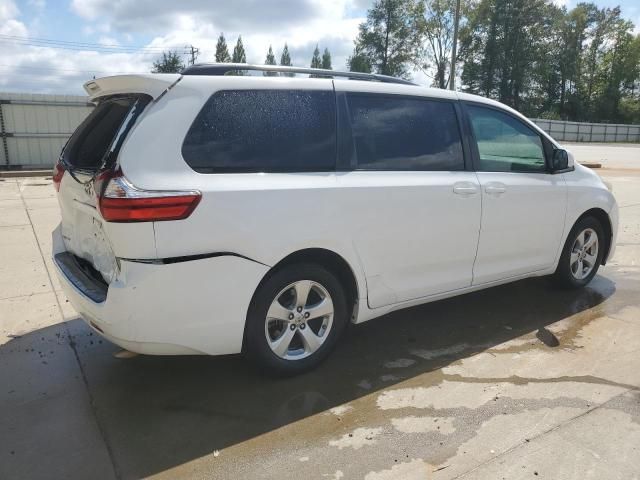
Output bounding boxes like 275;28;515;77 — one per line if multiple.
182;90;336;173
64;96;139;170
347;94;464;171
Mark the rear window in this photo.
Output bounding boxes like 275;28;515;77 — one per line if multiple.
347;94;464;171
182;90;336;173
63;96;139;170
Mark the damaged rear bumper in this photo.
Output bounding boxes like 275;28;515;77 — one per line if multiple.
52;224;270;355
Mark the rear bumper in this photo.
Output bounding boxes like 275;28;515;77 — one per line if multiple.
52;225;270;355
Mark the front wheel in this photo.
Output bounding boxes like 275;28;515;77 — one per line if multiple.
554;216;604;288
244;263;348;376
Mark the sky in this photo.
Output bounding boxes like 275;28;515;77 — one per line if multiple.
1;0;639;95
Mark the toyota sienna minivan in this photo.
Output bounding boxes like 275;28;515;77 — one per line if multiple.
52;64;618;375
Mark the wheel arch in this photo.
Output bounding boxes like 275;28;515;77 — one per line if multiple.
254;248;360;318
574;208;613;265
242;248;361;353
270;248;360;319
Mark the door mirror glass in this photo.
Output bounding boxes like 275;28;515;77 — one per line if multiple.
551;149;569;172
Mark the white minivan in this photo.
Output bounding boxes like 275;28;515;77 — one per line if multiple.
53;64;618;375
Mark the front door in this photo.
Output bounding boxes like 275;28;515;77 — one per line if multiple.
464;103;567;285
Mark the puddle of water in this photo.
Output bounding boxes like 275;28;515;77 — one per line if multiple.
384;358;416;368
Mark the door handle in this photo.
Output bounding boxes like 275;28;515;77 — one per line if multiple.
453;182;479;196
484;182;507;195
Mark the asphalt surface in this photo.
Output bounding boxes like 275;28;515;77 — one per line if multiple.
1;148;639;479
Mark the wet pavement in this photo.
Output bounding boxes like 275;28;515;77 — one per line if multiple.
1;154;639;479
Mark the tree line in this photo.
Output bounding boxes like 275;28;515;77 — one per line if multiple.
152;34;332;76
152;0;640;124
347;0;640;124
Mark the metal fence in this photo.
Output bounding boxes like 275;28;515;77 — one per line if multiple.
532;118;640;143
0;92;93;169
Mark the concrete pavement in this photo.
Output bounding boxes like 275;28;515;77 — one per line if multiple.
1;153;639;479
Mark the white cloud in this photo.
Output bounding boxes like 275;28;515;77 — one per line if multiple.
0;1;155;94
71;0;323;34
0;0;20;22
0;0;374;94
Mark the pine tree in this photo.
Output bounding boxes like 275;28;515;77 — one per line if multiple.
215;33;231;63
264;45;277;76
310;44;322;68
232;36;247;63
280;43;294;76
322;48;332;70
265;45;277;65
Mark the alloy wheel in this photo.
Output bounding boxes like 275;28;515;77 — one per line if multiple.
264;280;334;360
570;228;599;280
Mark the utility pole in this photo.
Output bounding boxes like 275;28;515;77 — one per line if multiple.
449;0;461;90
186;45;200;66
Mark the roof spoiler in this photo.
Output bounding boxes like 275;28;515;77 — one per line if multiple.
83;74;182;102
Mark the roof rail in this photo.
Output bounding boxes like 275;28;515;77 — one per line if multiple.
181;63;417;86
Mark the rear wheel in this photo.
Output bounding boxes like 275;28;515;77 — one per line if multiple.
244;263;348;376
554;216;604;288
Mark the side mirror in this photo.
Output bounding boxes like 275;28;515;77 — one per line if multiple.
551;149;571;173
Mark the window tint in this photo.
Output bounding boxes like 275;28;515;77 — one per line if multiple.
64;97;137;169
467;105;546;172
347;94;464;171
182;90;336;173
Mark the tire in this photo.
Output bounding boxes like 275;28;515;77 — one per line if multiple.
553;216;605;289
244;263;349;376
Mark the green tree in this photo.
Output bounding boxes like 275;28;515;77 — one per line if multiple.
593;15;636;121
151;51;185;73
265;45;277;65
215;33;231;62
264;45;277;76
347;43;373;73
280;43;294;76
311;44;322;68
232;36;247;63
280;43;292;66
459;0;555;112
417;0;459;89
456;0;640;122
352;0;423;78
322;48;332;69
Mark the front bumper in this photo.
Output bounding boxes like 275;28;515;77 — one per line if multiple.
52;225;270;355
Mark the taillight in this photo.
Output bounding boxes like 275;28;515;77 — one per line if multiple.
98;171;201;222
52;162;65;192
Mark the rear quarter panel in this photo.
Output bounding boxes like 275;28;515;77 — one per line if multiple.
118;76;369;303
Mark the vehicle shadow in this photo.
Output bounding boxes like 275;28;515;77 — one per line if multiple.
2;275;617;478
